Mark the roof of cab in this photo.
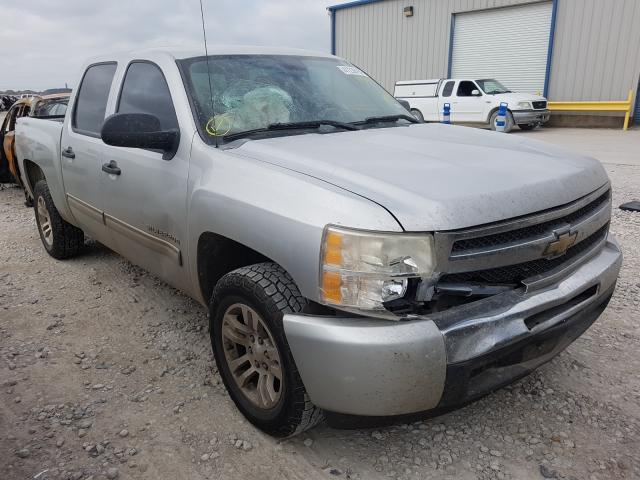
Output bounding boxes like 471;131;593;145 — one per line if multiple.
85;45;337;64
39;93;71;100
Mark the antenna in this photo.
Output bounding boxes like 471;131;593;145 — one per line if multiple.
199;0;219;148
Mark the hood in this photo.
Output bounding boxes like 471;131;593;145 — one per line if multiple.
493;92;547;104
229;124;608;231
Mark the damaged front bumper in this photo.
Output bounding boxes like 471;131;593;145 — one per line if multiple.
512;109;551;125
283;236;622;417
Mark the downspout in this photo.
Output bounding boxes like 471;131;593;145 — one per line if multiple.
543;0;559;98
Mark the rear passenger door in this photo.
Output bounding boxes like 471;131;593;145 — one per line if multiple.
61;62;117;242
100;61;189;287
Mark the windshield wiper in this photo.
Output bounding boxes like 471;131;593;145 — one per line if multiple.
268;120;359;131
222;120;358;142
355;114;419;125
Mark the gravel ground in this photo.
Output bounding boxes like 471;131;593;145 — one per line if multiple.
1;127;639;480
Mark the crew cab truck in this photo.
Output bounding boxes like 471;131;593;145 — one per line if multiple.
394;78;550;132
16;47;620;437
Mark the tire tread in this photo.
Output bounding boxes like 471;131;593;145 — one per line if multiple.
211;262;323;436
34;180;84;259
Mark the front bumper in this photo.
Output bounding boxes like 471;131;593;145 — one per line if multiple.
512;109;551;125
283;237;621;416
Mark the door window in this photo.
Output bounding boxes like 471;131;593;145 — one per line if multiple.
72;63;117;136
441;81;455;97
117;62;178;130
456;81;481;97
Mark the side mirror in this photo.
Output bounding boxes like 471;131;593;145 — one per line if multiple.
101;113;179;160
396;98;411;112
471;89;481;96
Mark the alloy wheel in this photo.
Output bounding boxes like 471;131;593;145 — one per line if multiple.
221;303;284;410
37;196;53;246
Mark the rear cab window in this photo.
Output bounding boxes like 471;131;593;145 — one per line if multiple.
72;63;117;137
441;81;455;97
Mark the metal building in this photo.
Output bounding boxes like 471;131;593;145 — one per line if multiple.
328;0;640;125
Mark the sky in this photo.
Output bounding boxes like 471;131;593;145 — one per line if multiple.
0;0;332;91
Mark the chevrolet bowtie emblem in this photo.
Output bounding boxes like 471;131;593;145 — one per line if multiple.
544;231;578;257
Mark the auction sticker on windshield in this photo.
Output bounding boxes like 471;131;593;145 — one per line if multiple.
337;65;366;76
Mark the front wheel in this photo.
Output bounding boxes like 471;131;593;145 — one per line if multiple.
410;109;424;122
209;263;323;437
490;110;514;133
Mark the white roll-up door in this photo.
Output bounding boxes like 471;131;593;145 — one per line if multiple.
451;2;553;94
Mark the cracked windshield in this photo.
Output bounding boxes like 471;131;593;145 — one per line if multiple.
180;55;409;140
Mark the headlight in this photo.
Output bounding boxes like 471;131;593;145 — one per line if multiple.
517;101;532;109
319;225;436;315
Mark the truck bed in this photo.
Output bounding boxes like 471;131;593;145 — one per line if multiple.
15;115;64;202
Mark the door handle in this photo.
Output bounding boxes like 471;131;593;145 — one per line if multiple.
101;160;121;175
61;147;75;159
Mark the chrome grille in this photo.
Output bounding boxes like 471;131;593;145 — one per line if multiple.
452;190;610;253
532;101;547;109
434;185;612;286
441;224;608;284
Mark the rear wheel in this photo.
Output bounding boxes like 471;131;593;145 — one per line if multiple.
410;109;424;122
518;124;537;131
490;110;514;133
209;262;323;437
33;180;84;259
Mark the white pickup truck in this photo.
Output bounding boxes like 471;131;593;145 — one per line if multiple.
394;78;550;132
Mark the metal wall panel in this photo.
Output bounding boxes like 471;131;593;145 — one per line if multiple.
548;0;640;101
334;0;640;102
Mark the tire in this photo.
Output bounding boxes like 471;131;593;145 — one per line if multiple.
518;124;537;131
33;180;84;259
24;189;34;208
410;109;424;123
490;110;514;133
209;262;323;437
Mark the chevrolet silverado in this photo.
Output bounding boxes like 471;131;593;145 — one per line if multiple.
15;47;621;437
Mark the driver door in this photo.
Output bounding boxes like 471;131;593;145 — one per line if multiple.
100;61;189;288
451;80;484;123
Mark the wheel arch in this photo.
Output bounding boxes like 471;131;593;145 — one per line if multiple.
196;231;276;305
487;107;514;125
23;159;45;197
22;157;76;225
410;108;424;121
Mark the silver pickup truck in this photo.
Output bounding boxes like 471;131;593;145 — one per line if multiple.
15;47;621;437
